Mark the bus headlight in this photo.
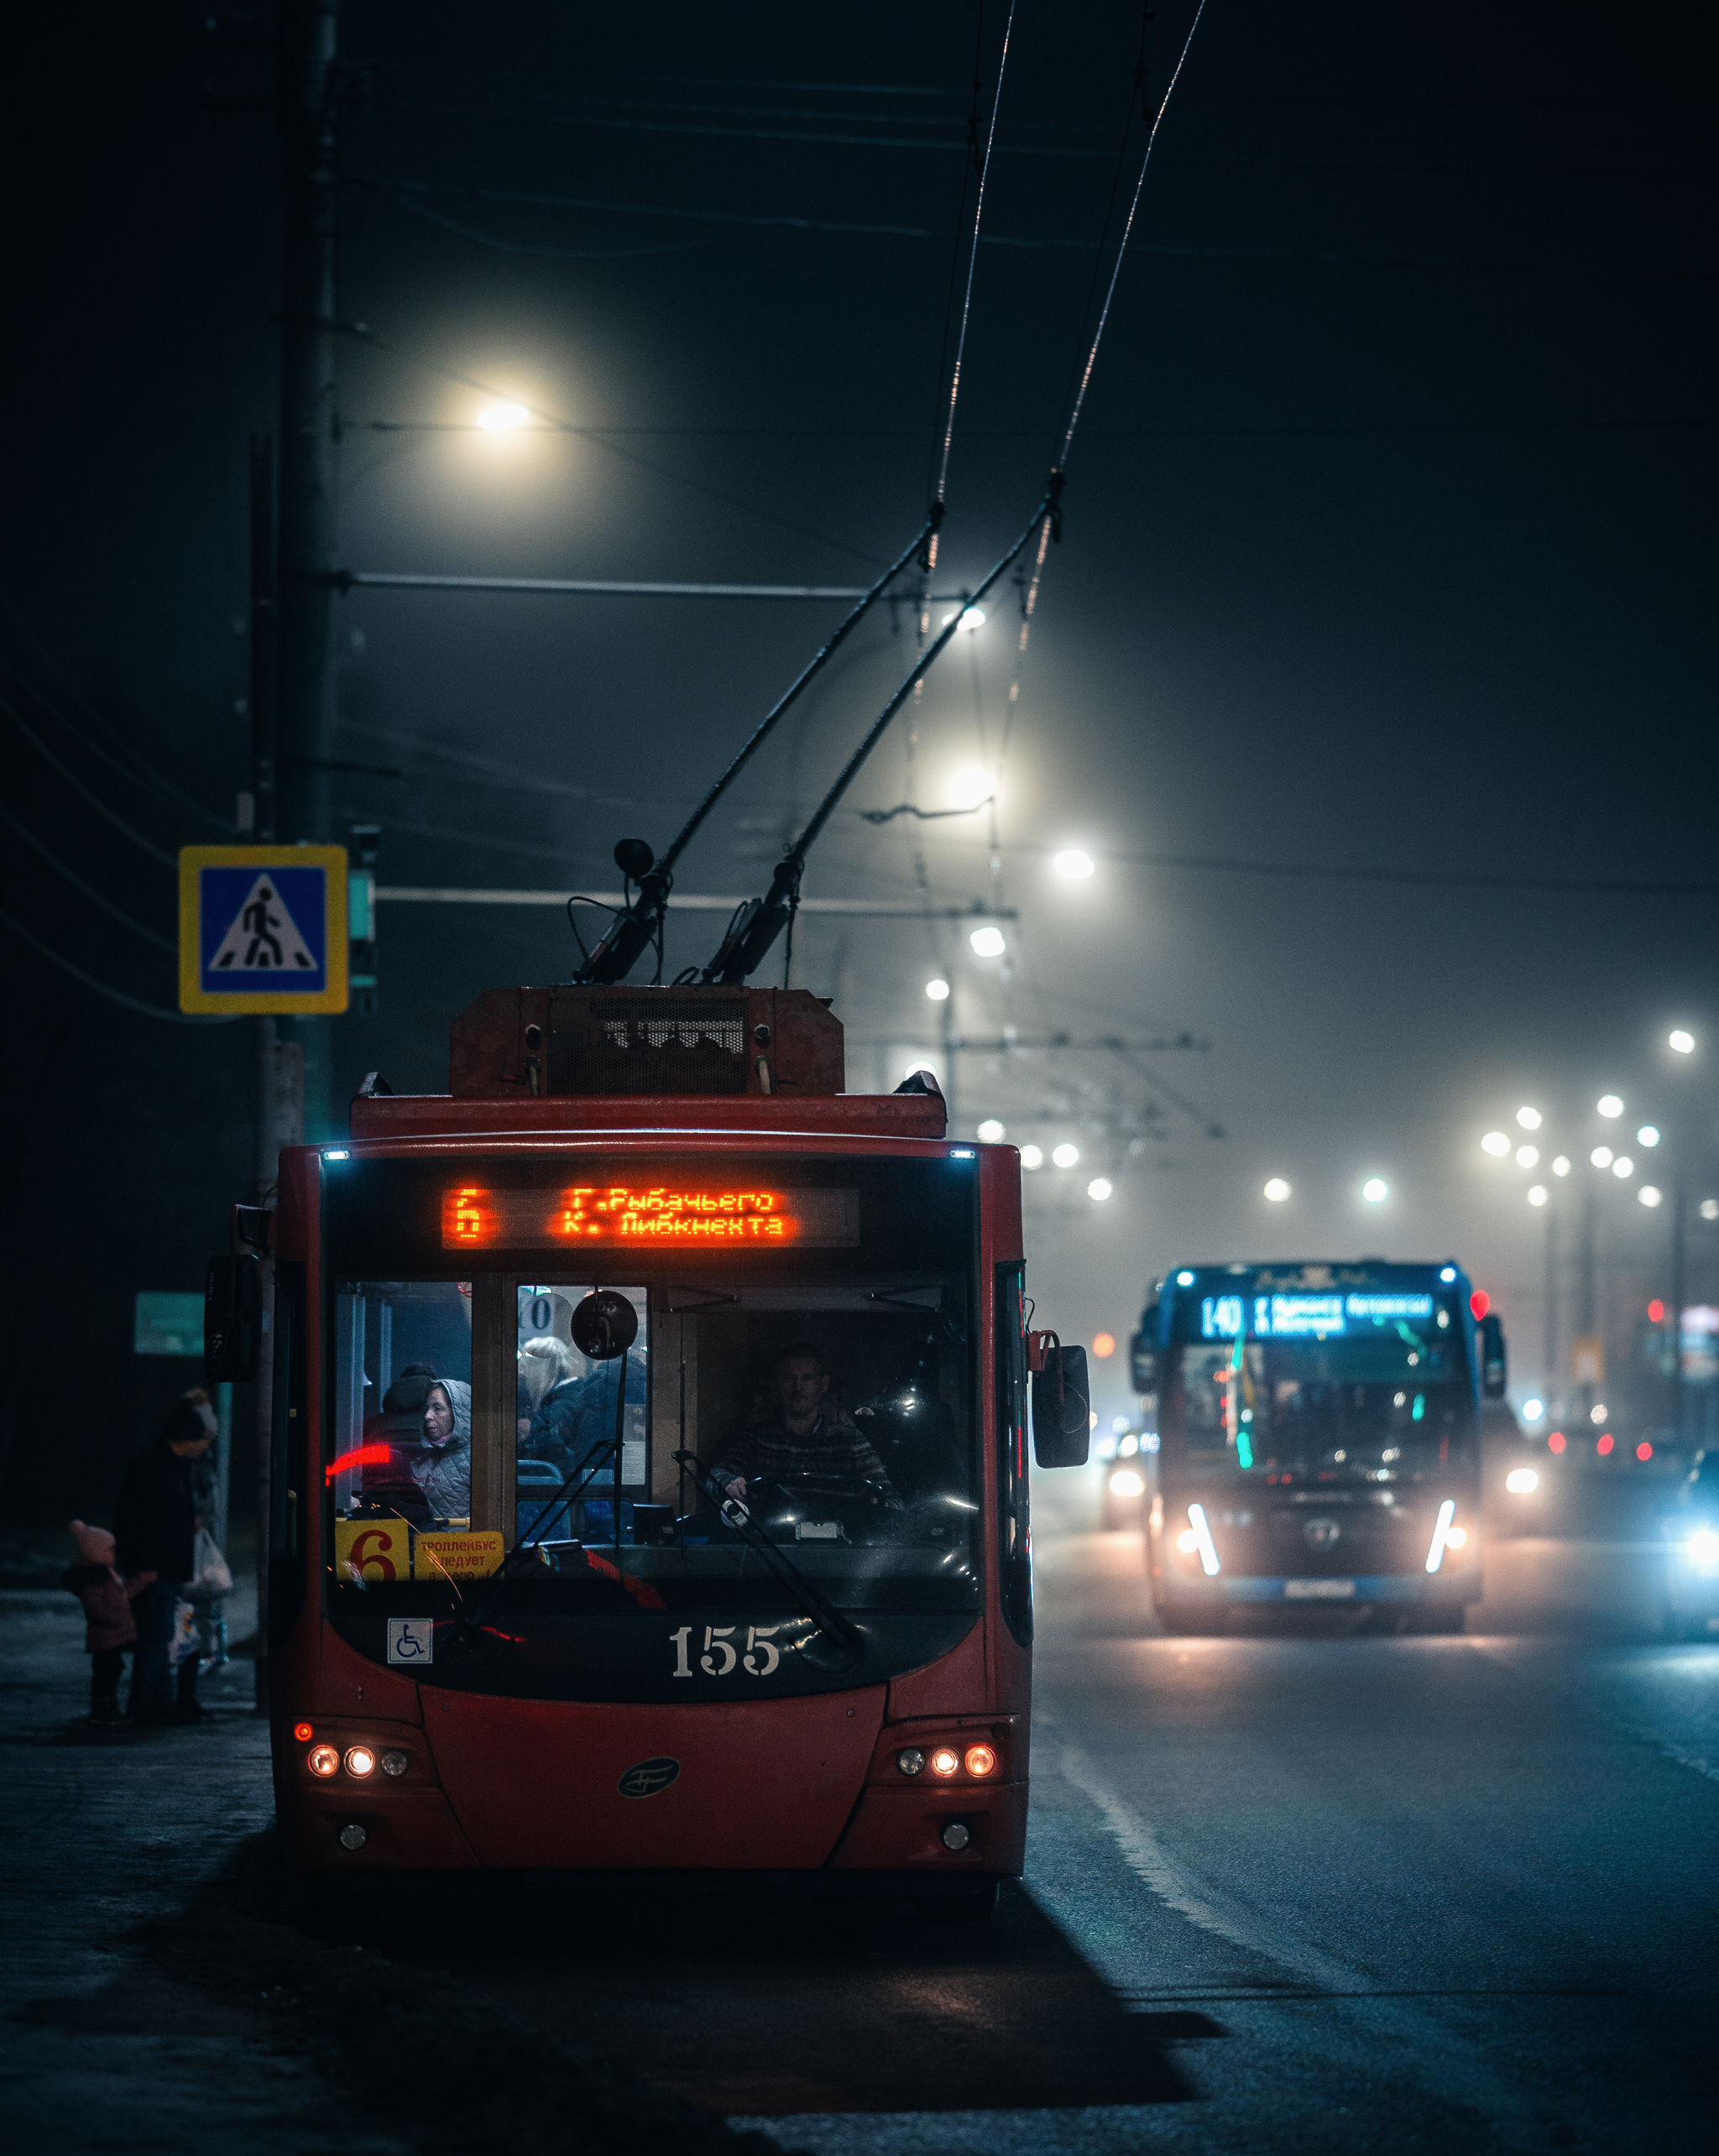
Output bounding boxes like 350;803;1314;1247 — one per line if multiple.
345;1746;377;1778
307;1745;340;1778
964;1745;997;1778
929;1746;961;1778
1685;1528;1719;1570
1505;1468;1539;1495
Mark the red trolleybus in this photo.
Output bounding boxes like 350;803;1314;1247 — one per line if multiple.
233;985;1089;1919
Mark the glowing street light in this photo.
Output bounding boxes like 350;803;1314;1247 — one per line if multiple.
1087;1177;1113;1201
1481;1131;1510;1156
1591;1146;1613;1169
1612;1156;1634;1179
925;977;950;1001
969;925;1006;958
950;769;992;810
1516;1106;1542;1130
1639;1185;1663;1208
1263;1177;1291;1203
1021;1146;1043;1170
1637;1125;1660;1147
1361;1177;1388;1203
1596;1094;1624;1119
476;401;531;431
1552;1156;1570;1175
1528;1185;1548;1207
1052;1143;1080;1170
940;606;986;632
1053;848;1095;880
1516;1146;1539;1168
977;1119;1006;1143
1669;1029;1695;1054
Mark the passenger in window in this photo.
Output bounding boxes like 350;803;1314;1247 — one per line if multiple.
711;1344;901;1509
415;1377;473;1522
519;1334;578;1451
528;1341;647;1478
361;1363;438;1517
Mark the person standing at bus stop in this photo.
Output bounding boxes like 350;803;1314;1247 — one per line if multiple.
114;1397;214;1724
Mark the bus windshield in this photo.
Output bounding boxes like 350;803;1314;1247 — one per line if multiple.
1162;1292;1472;1482
320;1152;985;1698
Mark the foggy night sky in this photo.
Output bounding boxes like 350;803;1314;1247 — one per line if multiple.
1;0;1711;1505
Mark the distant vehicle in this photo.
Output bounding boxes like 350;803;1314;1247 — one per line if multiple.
1131;1261;1505;1634
1482;1401;1549;1534
1093;1421;1149;1529
1662;1449;1719;1640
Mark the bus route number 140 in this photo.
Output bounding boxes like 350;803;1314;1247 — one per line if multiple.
671;1624;781;1678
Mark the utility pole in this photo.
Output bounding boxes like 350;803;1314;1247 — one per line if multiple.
276;0;342;1141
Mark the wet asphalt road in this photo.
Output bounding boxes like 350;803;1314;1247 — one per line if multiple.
5;1488;1716;2154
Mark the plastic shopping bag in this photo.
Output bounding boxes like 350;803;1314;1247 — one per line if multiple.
190;1528;234;1599
167;1598;201;1666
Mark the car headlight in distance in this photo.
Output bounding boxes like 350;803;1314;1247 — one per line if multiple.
345;1746;378;1778
1686;1528;1719;1569
307;1745;340;1778
1176;1528;1200;1553
1506;1467;1539;1495
1110;1469;1146;1498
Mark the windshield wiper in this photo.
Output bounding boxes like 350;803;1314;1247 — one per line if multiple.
673;1450;865;1674
446;1435;618;1655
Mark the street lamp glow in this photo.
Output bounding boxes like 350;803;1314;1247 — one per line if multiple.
476;401;531;431
1669;1029;1695;1055
1591;1146;1613;1169
1516;1145;1539;1168
1637;1125;1660;1147
924;977;950;1001
1516;1106;1542;1130
1053;848;1095;880
951;768;992;809
940;606;986;632
976;1119;1006;1143
1596;1094;1624;1119
1591;1403;1607;1424
1553;1155;1570;1176
1263;1177;1291;1203
969;925;1006;958
1021;1145;1043;1170
1481;1131;1510;1157
1052;1143;1080;1170
1087;1177;1113;1201
1528;1185;1548;1207
1701;1198;1719;1221
1522;1398;1544;1421
1639;1185;1663;1208
1612;1156;1634;1179
1361;1177;1388;1203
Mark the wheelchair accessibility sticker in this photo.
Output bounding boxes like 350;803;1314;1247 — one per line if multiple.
386;1616;435;1666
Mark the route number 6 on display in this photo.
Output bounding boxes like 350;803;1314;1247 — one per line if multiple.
671;1624;781;1678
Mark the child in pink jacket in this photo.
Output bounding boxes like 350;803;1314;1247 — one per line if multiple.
61;1520;141;1723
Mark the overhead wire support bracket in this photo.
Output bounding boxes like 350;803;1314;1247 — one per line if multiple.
570;509;943;986
698;478;1064;987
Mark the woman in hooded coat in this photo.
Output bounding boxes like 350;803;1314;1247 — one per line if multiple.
415;1377;473;1522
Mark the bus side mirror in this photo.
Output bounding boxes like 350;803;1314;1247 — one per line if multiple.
1029;1335;1091;1468
1480;1313;1507;1399
206;1255;262;1383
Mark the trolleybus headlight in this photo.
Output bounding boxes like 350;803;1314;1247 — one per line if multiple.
1110;1470;1145;1498
307;1745;340;1778
1505;1468;1539;1496
379;1749;410;1778
344;1746;378;1778
964;1745;997;1778
896;1748;927;1777
1685;1529;1719;1569
929;1746;961;1778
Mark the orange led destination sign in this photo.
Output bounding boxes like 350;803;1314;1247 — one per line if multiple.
442;1183;859;1251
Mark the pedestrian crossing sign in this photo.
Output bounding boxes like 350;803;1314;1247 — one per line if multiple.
179;846;348;1014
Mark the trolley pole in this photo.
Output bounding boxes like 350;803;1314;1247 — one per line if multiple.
276;0;342;1141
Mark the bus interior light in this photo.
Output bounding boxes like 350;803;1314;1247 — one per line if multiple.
345;1746;377;1778
1424;1499;1457;1574
307;1745;340;1777
1185;1504;1221;1576
964;1745;997;1778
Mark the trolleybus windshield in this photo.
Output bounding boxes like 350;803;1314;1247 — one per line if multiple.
320;1151;985;1700
1162;1289;1474;1484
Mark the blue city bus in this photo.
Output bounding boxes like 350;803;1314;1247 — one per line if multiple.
1131;1261;1506;1634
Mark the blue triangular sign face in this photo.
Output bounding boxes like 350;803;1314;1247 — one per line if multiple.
206;874;320;973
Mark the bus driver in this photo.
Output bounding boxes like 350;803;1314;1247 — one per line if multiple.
711;1344;901;1511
